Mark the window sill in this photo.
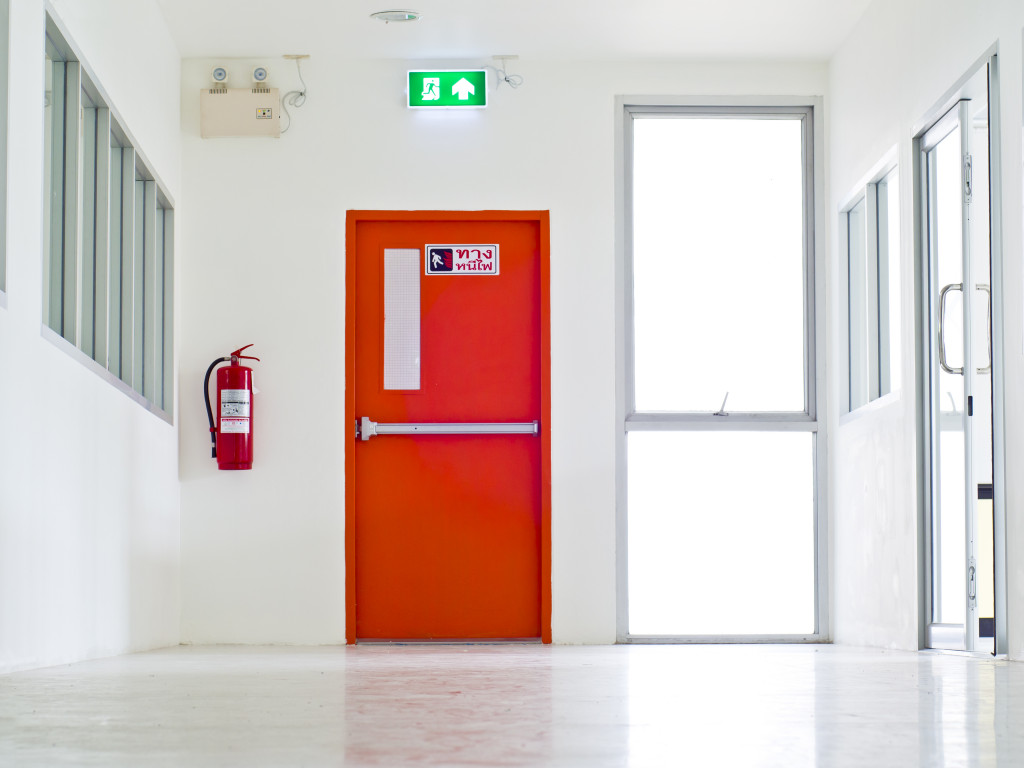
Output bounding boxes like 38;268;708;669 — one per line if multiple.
40;323;173;425
839;390;901;427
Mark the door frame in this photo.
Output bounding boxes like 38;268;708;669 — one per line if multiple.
913;49;1007;654
344;210;552;644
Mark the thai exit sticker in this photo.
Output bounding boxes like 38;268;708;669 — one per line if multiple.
425;245;499;275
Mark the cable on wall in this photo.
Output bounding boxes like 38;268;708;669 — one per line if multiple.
281;54;309;133
485;55;524;89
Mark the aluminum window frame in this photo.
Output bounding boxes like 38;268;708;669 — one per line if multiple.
615;97;828;644
41;7;175;422
839;150;900;415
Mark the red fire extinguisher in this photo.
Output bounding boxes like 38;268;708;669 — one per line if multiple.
204;344;260;470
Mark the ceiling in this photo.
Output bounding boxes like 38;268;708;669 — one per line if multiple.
154;0;873;61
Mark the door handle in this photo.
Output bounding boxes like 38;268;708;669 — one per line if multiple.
357;417;539;441
976;283;992;374
938;283;963;375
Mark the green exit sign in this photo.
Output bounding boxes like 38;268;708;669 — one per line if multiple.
408;70;487;109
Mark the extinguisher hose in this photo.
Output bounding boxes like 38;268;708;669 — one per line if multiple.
204;357;230;458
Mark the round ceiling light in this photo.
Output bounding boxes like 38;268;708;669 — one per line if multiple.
370;10;421;22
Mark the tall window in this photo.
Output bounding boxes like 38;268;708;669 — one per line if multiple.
842;166;900;413
622;105;824;640
43;15;174;416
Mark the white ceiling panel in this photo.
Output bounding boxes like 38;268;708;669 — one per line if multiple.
155;0;872;60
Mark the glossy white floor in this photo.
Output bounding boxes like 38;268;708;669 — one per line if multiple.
1;644;1021;766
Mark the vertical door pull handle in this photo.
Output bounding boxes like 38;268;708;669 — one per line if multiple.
938;283;964;375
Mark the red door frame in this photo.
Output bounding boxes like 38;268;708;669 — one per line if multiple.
344;210;552;644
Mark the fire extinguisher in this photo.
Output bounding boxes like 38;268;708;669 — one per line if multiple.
204;344;260;470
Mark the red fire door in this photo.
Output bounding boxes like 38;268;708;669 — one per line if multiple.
345;211;551;642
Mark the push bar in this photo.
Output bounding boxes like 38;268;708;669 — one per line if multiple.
358;417;539;441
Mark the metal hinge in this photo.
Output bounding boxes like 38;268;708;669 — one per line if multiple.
963;154;973;204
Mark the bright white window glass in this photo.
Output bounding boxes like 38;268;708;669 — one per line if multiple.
847;197;868;410
878;168;900;393
107;141;124;378
936;431;966;624
44;53;68;335
931;126;966;625
383;249;421;390
80;92;98;359
140;178;158;403
119;147;136;386
132;177;145;393
42;53;54;309
161;208;174;413
627;431;815;635
632;117;805;413
153;202;165;410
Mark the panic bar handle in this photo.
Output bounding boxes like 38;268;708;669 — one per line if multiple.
357;417;539;441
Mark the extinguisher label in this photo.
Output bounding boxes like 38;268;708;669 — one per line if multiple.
221;418;250;434
221;389;251;418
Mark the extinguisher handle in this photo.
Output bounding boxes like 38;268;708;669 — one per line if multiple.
237;355;261;362
230;344;256;358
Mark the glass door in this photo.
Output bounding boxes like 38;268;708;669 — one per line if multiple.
922;75;995;652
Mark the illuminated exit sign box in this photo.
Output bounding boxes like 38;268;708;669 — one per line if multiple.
408;70;487;108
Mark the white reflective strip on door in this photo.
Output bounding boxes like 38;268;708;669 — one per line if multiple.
383;249;421;390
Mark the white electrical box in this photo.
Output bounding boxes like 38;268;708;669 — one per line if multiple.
200;88;281;138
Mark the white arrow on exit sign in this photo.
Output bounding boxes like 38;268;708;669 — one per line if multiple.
452;77;475;100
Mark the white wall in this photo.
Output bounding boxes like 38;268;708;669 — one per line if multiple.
178;55;827;644
829;0;1024;657
0;0;181;673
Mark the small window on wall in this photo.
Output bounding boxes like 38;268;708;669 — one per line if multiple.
42;13;175;417
842;166;901;413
